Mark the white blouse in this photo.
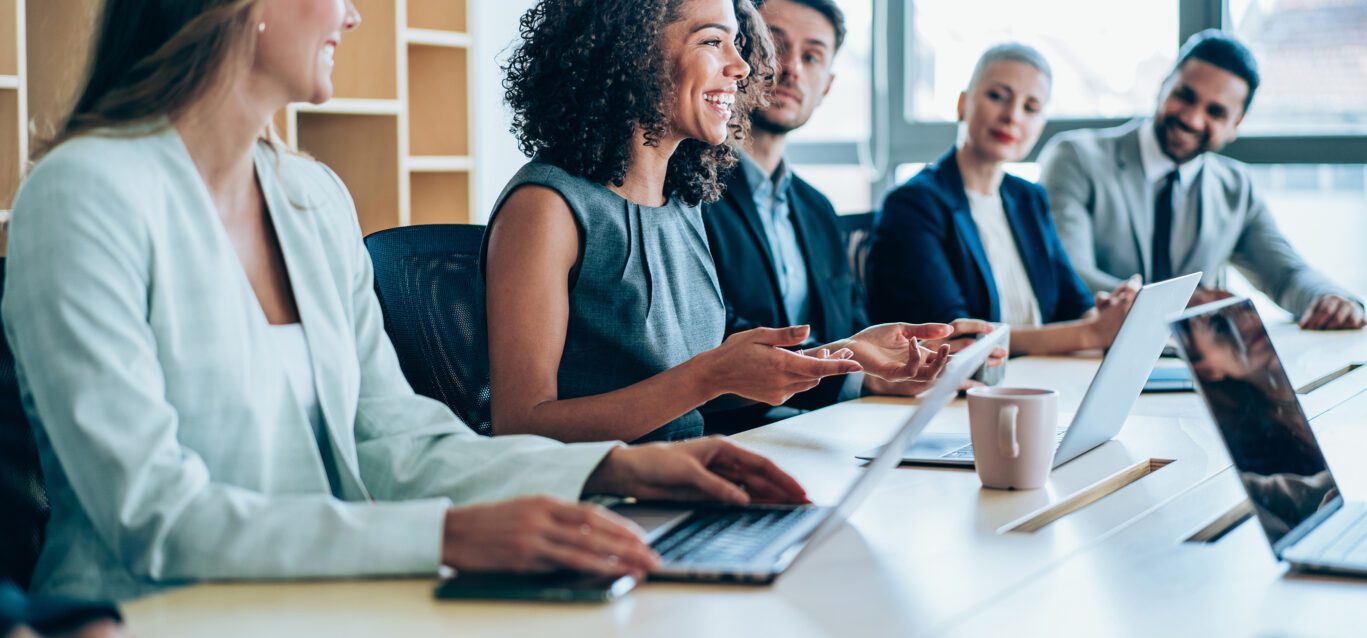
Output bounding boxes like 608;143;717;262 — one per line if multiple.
966;189;1043;327
267;323;339;495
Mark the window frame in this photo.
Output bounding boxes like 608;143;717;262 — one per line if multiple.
784;0;1367;210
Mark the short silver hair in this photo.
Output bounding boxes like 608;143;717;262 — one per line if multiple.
967;43;1052;94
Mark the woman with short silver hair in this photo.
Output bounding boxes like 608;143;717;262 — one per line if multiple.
869;43;1139;355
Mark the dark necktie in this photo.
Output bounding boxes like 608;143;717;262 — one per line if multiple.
1151;169;1179;283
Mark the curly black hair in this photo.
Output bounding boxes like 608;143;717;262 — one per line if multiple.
502;0;775;206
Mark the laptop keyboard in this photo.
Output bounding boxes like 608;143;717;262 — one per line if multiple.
1317;507;1367;563
942;428;1069;460
652;506;813;564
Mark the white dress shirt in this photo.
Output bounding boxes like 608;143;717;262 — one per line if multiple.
966;189;1043;327
1137;120;1205;279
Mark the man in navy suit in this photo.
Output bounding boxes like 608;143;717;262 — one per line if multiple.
703;0;994;432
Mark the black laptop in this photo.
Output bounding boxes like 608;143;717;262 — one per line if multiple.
1173;297;1367;576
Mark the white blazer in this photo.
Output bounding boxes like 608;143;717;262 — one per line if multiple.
2;124;618;601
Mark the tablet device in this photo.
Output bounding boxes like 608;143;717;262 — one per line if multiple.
1142;365;1194;392
434;571;637;603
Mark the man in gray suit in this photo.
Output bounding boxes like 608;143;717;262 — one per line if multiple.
1040;30;1364;330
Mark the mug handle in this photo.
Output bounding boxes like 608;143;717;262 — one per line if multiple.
997;405;1020;459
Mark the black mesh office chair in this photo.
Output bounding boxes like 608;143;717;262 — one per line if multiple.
365;224;493;435
836;211;876;300
0;258;49;589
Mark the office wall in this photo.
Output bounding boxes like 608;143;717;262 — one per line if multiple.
470;0;536;223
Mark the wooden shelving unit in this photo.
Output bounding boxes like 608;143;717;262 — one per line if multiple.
1;0;23;224
1;0;475;247
401;0;474;230
276;0;476;234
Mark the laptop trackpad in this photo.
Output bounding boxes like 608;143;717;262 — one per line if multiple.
859;432;969;461
903;433;970;458
611;504;694;541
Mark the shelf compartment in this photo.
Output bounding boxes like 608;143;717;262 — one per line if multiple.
330;0;397;100
294;98;402;116
409;171;470;225
0;0;16;76
1;89;18;212
407;155;472;172
404;28;470;48
25;0;98;147
407;44;468;157
407;0;466;32
297;112;401;236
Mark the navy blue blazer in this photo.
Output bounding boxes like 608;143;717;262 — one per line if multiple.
700;165;866;433
705;168;868;342
868;147;1094;325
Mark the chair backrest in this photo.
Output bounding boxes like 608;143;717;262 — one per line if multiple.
0;258;48;589
365;224;493;435
835;211;876;299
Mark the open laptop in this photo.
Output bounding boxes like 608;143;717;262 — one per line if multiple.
611;325;1008;584
889;272;1201;468
1173;297;1367;577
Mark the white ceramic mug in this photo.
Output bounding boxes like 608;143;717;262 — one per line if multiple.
967;387;1058;490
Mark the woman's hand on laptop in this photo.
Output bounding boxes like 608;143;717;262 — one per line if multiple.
441;497;659;578
583;438;811;506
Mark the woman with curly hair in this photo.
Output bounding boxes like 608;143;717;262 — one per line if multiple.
484;0;955;443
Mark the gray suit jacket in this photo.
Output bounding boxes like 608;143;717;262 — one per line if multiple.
1038;118;1356;316
2;125;618;601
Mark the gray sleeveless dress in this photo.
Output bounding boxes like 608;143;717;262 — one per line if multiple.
482;160;726;442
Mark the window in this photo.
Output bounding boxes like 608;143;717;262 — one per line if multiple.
786;0;873;212
894;162;1041;185
1228;0;1367;135
781;0;1367;211
792;164;876;213
789;0;874;142
906;0;1179;122
1241;164;1367;298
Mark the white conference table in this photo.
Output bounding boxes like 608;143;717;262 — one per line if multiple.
121;322;1367;637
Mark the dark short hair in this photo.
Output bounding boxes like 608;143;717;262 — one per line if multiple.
1171;29;1260;111
503;0;775;206
764;0;846;52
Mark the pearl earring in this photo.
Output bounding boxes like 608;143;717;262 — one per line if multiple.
258;22;266;33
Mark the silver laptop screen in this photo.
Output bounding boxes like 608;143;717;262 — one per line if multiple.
1172;298;1340;551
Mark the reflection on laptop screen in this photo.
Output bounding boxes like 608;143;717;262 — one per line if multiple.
1172;299;1340;547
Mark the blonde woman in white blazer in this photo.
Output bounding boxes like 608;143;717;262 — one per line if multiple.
3;0;807;601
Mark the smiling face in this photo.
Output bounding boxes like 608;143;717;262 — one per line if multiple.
661;0;752;146
958;59;1050;164
752;0;837;134
253;0;361;105
1153;58;1249;164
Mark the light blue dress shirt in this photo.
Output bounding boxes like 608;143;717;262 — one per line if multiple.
737;151;810;327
